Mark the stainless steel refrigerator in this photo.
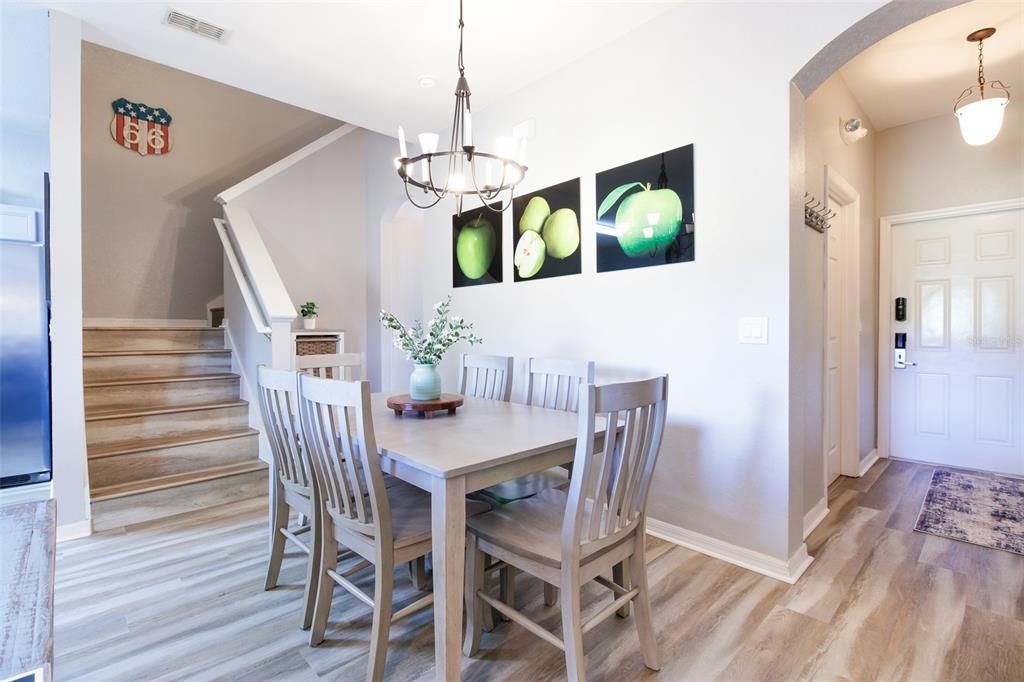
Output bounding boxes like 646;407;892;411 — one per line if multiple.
1;4;53;489
0;185;52;488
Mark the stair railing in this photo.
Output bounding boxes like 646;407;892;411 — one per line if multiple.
213;204;296;370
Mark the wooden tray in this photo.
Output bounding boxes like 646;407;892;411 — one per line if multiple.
386;393;464;418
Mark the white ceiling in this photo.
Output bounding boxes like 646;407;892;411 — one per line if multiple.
45;1;682;138
839;0;1024;131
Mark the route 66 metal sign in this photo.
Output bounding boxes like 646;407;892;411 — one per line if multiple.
110;97;172;156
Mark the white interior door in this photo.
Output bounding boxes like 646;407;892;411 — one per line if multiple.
825;197;845;483
889;207;1024;475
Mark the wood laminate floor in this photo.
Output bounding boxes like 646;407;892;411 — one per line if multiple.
53;459;1024;681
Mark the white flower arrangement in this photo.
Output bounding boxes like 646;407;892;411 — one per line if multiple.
380;296;482;366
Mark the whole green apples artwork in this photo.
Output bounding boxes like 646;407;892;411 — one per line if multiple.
595;144;695;273
511;178;582;282
452;203;502;287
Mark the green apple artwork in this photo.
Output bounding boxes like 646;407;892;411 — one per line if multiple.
453;205;502;287
595;144;695;273
597;182;682;257
511;178;582;282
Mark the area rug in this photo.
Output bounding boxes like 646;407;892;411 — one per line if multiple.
914;468;1024;555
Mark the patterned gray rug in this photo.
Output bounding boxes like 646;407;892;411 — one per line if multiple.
914;469;1024;555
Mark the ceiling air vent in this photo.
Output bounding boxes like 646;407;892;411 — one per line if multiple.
164;9;228;42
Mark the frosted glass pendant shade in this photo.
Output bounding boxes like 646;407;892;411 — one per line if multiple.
955;96;1008;146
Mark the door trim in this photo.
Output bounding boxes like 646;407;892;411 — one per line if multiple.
876;197;1024;460
824;167;862;481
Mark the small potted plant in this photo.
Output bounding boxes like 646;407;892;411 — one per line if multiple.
380;296;482;401
300;301;318;330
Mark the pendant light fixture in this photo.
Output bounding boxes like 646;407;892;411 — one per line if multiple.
953;27;1010;146
395;0;527;215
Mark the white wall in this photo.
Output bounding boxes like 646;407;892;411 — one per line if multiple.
876;106;1024;217
797;72;877;523
49;10;90;540
402;1;884;567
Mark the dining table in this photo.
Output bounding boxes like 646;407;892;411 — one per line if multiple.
369;391;612;681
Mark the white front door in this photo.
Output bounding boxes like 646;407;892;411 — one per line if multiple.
889;206;1024;475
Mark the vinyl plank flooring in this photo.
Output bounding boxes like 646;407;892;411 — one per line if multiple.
52;459;1024;682
716;606;832;682
874;563;969;681
941;606;1024;681
782;506;886;623
883;462;936;530
796;528;925;682
837;456;892;492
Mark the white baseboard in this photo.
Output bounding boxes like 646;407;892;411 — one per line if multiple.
646;517;813;584
802;497;829;540
57;519;92;542
84;317;209;327
0;482;52;507
857;449;880;477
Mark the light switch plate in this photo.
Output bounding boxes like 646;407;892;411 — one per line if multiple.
739;317;769;344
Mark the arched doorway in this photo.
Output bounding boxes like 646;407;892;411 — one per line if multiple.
787;0;972;555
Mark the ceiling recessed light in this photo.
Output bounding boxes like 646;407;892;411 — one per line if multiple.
419;76;437;89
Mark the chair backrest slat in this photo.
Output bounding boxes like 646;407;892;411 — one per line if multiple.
296;352;363;380
459;353;513;402
257;366;312;492
298;374;392;543
526;357;595;412
562;375;668;558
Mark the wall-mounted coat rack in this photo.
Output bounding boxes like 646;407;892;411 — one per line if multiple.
804;193;835;233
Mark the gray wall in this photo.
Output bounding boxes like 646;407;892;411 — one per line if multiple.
797;72;878;522
876;106;1024;217
225;126;406;400
81;42;338;320
402;1;884;565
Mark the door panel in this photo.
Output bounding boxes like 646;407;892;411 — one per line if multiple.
825;202;843;483
890;207;1024;475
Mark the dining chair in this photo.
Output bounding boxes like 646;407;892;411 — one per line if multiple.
463;375;669;682
298;373;489;679
484;357;596;608
257;365;320;630
296;352;363;380
458;353;513;400
484;357;595;502
298;352;432;589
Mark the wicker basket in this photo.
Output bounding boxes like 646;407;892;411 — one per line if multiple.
295;336;340;356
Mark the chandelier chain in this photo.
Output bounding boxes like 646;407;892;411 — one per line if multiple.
977;38;985;88
457;0;465;77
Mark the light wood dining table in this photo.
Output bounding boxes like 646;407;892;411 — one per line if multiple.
369;391;612;681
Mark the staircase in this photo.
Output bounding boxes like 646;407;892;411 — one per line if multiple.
84;326;266;531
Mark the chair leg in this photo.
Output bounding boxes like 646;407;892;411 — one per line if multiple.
544;582;558;606
309;519;337;647
500;566;516;618
300;504;323;630
481;560;494;632
408;556;429;591
463;533;485;656
628;537;659;671
560;569;587;682
613;562;631;617
367;556;395;682
264;494;289;590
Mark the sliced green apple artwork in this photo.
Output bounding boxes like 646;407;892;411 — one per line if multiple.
595;144;695;273
453;205;502;287
511;178;582;282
